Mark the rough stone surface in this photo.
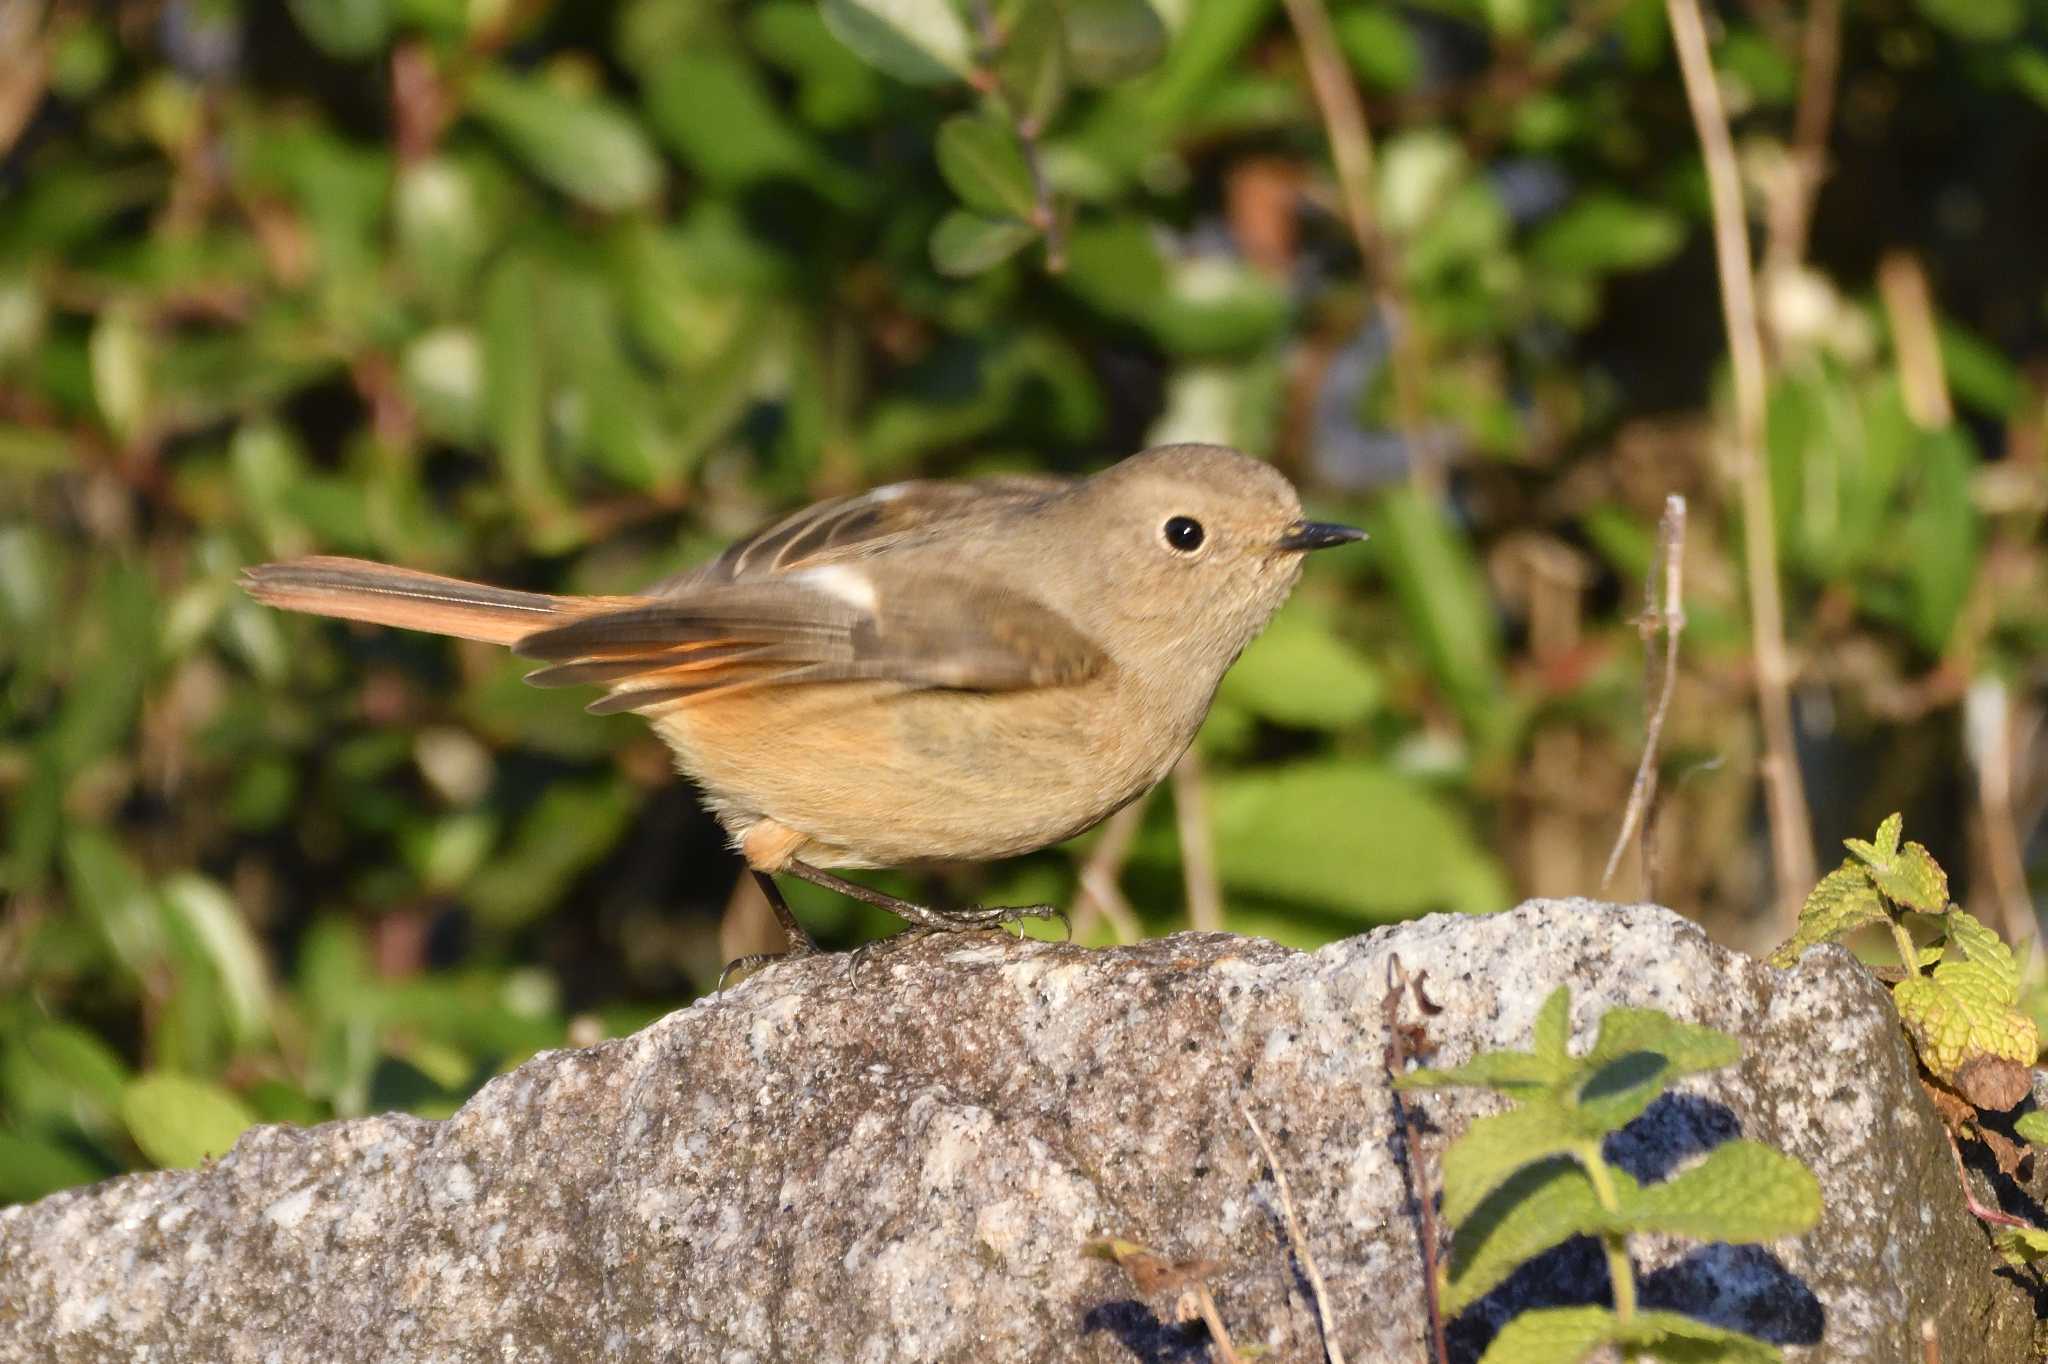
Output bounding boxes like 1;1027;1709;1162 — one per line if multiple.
0;900;2031;1363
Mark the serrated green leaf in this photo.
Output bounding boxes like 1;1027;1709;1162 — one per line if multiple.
1445;1158;1611;1313
1841;815;1949;912
1624;1311;1784;1363
821;0;975;84
1477;1305;1619;1364
1586;1009;1743;1076
930;211;1037;276
1893;972;2040;1085
2015;1110;2048;1147
936;115;1039;221
1846;812;1903;864
1618;1141;1821;1243
1397;1049;1563;1094
120;1073;257;1170
1441;1097;1589;1227
1993;1226;2048;1269
1945;909;2019;994
1533;985;1572;1070
1768;862;1889;966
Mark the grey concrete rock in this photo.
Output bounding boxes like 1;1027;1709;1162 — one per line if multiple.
0;900;2031;1363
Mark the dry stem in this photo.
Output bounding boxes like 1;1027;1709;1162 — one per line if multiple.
1241;1101;1347;1364
1666;0;1815;924
1280;0;1436;494
1602;495;1689;896
1068;794;1147;945
1172;749;1223;933
1761;0;1842;283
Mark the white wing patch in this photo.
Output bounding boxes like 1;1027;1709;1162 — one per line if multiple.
798;565;880;613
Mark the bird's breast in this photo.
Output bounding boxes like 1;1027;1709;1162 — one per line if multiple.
647;668;1198;868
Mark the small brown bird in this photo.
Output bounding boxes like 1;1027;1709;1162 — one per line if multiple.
243;443;1363;971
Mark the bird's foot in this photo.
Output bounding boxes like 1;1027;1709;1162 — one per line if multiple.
717;939;821;992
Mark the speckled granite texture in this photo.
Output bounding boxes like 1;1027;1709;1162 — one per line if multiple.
0;900;2029;1362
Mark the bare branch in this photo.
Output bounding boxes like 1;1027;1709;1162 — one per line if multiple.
1602;495;1689;897
1068;794;1147;945
1172;749;1223;933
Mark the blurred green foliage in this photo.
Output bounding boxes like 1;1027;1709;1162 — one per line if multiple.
3;0;2046;1201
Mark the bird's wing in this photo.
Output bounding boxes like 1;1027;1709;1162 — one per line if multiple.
645;473;1073;592
517;558;1108;714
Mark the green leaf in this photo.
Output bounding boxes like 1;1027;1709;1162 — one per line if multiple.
1208;761;1510;921
1844;814;1949;912
1769;862;1889;966
1529;193;1685;276
1446;1158;1610;1313
643;52;856;201
1618;1141;1821;1243
287;0;392;58
160;874;274;1051
2;1023;130;1133
930;211;1037;276
1398;1049;1566;1095
467;70;662;211
1894;966;2038;1086
62;828;165;980
1533;986;1572;1071
1624;1312;1784;1363
936;115;1039;221
1335;6;1421;92
821;0;975;85
88;305;149;440
1912;0;2022;41
120;1073;257;1170
1062;0;1169;85
2015;1110;2048;1147
1441;1097;1587;1227
1477;1305;1619;1364
1369;485;1510;751
1215;609;1382;730
1993;1226;2048;1269
1586;1009;1743;1078
996;0;1067;126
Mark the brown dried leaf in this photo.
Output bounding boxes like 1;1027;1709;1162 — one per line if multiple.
1955;1055;2033;1113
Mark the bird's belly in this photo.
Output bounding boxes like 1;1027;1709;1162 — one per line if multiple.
648;678;1180;868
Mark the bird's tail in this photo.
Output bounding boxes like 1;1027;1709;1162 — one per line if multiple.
240;556;642;647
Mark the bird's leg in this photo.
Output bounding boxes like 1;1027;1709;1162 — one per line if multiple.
786;860;1068;939
717;871;822;989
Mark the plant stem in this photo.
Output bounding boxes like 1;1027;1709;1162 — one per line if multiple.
967;0;1065;273
1280;0;1437;495
1891;919;1921;978
1665;0;1816;928
1576;1143;1636;1321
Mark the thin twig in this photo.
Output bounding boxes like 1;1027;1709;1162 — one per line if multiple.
1945;1129;2031;1228
967;0;1065;272
1280;0;1437;494
1761;0;1842;285
1241;1101;1347;1364
1068;794;1147;945
1965;677;2039;970
1602;495;1689;896
1190;1286;1245;1364
1172;749;1223;933
1666;0;1816;925
1921;1317;1942;1364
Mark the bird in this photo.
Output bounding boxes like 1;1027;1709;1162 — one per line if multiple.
242;443;1365;974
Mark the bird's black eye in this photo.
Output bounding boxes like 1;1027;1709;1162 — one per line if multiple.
1162;515;1206;553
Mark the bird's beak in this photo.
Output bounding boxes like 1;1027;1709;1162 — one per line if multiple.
1276;521;1367;552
